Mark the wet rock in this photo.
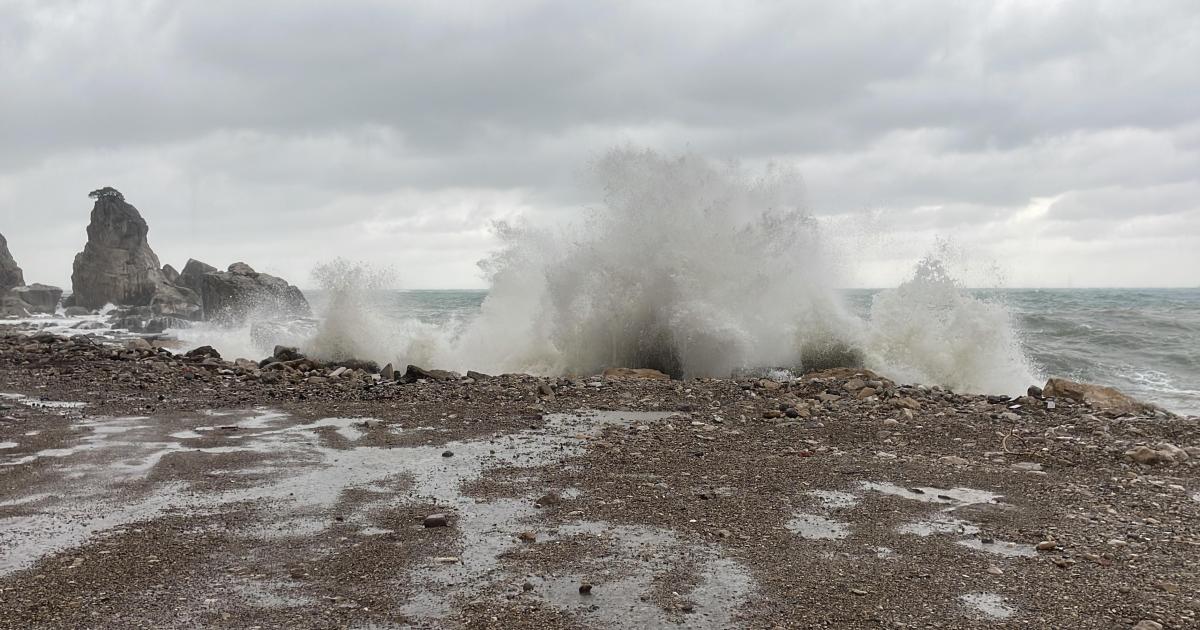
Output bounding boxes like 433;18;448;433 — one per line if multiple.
10;283;62;314
1011;462;1043;472
1027;385;1043;398
125;338;152;351
0;231;23;292
423;513;449;528
273;346;304;362
441;450;454;458
534;492;562;507
517;531;537;543
399;364;458;383
1125;445;1186;466
63;306;92;317
185;345;221;360
380;363;394;380
939;455;970;466
844;378;866;392
602;367;670;380
1133;620;1163;630
578;582;593;595
198;262;310;324
1036;540;1058;551
466;370;492;381
1043;377;1154;415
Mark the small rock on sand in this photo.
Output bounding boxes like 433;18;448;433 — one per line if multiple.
423;513;449;528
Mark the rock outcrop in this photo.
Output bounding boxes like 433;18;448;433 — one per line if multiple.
177;258;217;298
9;283;62;314
1043;377;1155;415
66;188;192;313
197;262;310;324
0;232;23;292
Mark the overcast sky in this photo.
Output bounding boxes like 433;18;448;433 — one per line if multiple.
1;0;1198;289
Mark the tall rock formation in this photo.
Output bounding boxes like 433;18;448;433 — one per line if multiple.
66;187;199;318
0;232;24;293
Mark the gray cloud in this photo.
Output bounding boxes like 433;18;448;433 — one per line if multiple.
1;0;1198;288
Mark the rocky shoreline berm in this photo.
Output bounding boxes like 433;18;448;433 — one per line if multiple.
0;329;1196;629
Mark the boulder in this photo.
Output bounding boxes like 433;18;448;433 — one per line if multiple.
9;283;62;314
198;262;310;324
177;258;217;297
1043;378;1155;415
602;367;670;380
0;294;30;318
0;232;23;293
162;264;181;284
66;188;200;319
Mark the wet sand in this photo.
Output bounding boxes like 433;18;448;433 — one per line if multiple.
1;330;1198;628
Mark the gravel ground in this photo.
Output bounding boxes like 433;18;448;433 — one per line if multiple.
0;329;1197;629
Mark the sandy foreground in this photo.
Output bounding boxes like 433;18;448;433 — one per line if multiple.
0;330;1197;629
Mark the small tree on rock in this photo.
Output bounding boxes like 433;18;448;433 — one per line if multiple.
88;187;125;201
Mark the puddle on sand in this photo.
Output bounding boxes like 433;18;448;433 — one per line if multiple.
524;521;754;629
859;481;1003;506
959;592;1017;620
0;407;756;627
957;539;1036;558
808;490;859;510
898;516;980;537
786;513;850;540
0;393;87;412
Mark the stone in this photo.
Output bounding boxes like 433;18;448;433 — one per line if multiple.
9;283;62;314
197;262;310;324
466;370;492;381
1027;385;1043;398
1154;442;1188;463
1133;621;1163;630
423;513;449;528
273;346;304;362
939;455;970;466
1011;462;1044;472
578;583;593;595
380;363;394;380
0;232;23;292
1036;540;1057;551
1126;445;1172;466
65;189;200;319
602;367;670;380
185;345;221;360
844;378;866;392
0;294;30;317
161;264;181;284
516;531;537;543
177;259;218;297
1042;377;1154;415
399;364;458;383
125;338;152;351
63;306;92;317
855;387;876;399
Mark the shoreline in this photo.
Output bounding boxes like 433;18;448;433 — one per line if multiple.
0;329;1197;628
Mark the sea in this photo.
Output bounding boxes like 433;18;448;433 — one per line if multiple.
282;287;1197;416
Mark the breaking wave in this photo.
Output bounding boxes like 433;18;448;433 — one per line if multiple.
188;148;1038;394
